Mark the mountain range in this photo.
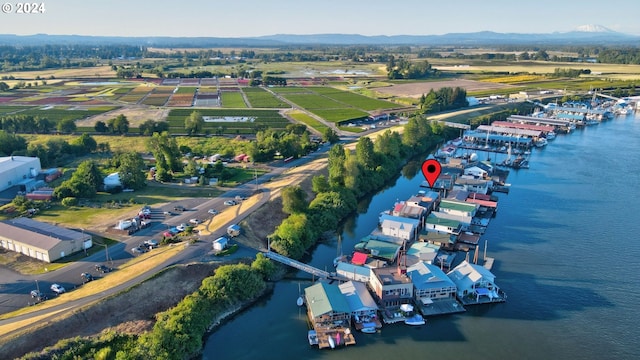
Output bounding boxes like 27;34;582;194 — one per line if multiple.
0;25;638;47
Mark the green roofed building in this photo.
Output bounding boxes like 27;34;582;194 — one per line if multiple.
304;282;352;329
439;199;478;218
425;213;462;235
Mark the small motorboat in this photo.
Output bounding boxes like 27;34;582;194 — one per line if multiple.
361;327;376;334
307;330;318;346
404;314;426;326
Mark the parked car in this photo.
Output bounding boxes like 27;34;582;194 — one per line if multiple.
95;264;112;273
131;245;148;254
224;200;237;206
143;239;159;248
207;209;219;215
50;283;66;294
30;290;47;301
176;223;187;232
189;218;201;225
173;205;186;212
81;272;94;283
235;195;246;201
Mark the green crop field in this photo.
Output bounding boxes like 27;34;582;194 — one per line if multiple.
287;110;329;133
269;87;313;94
310;108;370;122
284;93;345;109
0;105;34;114
305;87;398;111
243;87;289;108
165;108;290;134
221;92;247;108
175;86;197;94
8;106;118;123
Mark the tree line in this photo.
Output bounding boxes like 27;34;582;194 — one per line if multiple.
418;86;468;114
18;257;279;360
270;116;458;259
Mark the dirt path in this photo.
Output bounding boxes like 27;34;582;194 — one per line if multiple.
75;106;170;128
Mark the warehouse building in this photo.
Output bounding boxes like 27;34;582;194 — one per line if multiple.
0;156;42;193
0;217;92;263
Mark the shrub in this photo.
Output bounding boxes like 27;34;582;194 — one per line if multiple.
61;197;78;207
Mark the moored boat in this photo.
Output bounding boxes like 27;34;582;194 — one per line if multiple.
308;330;318;346
404;314;426;326
361;327;377;334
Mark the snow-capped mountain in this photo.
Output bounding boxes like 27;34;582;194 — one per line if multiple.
574;24;614;33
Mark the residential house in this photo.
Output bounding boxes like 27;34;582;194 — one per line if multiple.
338;281;379;324
356;236;403;264
336;262;372;283
405;241;439;266
439;199;478;218
463;166;488;179
378;213;420;241
418;229;455;248
304;282;352;329
407;262;458;307
454;176;491;195
369;265;414;309
447;260;506;305
425;213;463;234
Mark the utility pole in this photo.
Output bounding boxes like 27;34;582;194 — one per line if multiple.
254;167;259;191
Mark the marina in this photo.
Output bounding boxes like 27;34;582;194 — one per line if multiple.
203;111;640;360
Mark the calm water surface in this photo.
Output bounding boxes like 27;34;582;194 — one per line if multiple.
203;114;640;360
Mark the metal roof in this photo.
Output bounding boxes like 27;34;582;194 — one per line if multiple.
304;282;351;318
0;217;90;251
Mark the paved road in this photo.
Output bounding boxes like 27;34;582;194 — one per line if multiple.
0;140;331;327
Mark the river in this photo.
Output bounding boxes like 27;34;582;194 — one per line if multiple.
203;113;640;360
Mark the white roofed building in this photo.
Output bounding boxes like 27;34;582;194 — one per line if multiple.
0;156;42;193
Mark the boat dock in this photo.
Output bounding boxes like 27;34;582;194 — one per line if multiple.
315;328;356;349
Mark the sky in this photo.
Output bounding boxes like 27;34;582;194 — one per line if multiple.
1;0;640;37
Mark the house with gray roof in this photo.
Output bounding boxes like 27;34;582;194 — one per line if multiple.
447;260;506;305
407;261;458;307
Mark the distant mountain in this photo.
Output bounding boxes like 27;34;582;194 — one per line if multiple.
574;24;615;33
0;28;638;47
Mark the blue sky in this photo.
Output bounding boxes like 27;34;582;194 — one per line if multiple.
1;0;640;37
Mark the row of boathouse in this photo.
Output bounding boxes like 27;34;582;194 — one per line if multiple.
294;156;509;349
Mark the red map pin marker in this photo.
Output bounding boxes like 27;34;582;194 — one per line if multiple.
421;159;442;188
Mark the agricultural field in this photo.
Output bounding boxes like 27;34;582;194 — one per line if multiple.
431;60;640;80
166;87;196;107
117;85;154;103
141;86;175;106
0;105;33;114
220;92;247;108
275;86;399;123
2;105;118;123
306;86;398;111
165;108;290;135
371;79;517;98
286;110;329;134
243;87;289;108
